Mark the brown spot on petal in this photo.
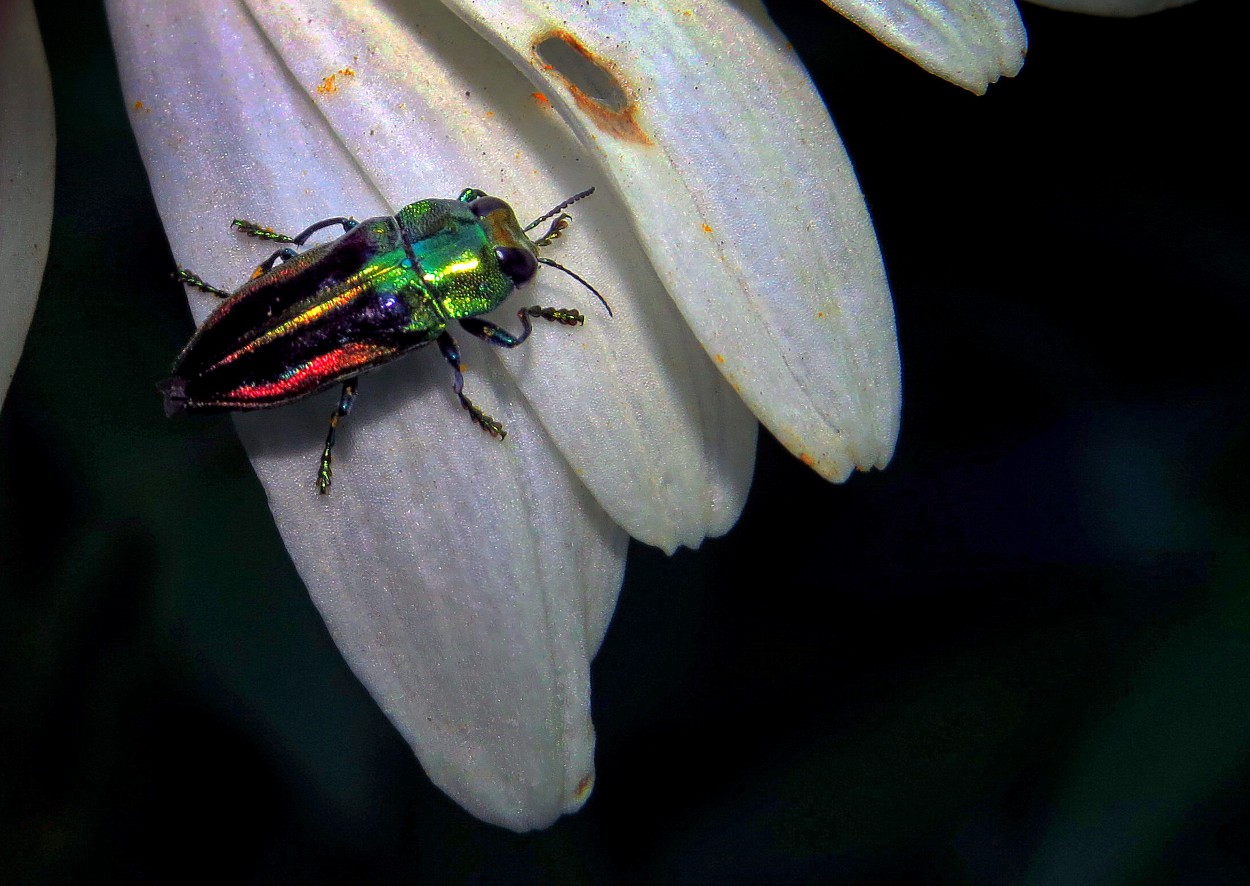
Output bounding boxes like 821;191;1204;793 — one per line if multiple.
532;30;653;147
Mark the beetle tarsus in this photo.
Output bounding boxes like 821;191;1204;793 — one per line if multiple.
232;219;297;243
464;400;507;440
317;378;359;494
438;332;508;440
173;268;230;299
522;305;585;327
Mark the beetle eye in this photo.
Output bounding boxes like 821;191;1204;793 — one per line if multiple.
470;196;508;218
495;246;538;284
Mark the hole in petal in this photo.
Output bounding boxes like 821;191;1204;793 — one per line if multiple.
532;30;653;147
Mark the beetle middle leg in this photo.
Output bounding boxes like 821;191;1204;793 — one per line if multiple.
317;377;359;494
437;332;507;440
232;215;359;245
250;246;298;280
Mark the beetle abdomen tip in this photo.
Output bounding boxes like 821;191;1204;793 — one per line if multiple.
158;377;189;416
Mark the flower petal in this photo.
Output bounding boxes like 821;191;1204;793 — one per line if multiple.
822;0;1027;93
438;0;901;480
0;0;55;407
241;0;757;552
1024;0;1199;15
107;0;628;831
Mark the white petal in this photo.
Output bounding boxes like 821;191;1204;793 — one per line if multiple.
1024;0;1199;15
439;0;901;479
107;0;629;831
823;0;1027;93
242;0;757;551
0;0;55;407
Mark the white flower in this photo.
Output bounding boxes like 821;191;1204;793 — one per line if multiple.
0;0;1194;833
0;0;55;407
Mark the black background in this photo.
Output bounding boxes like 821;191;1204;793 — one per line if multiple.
3;0;1248;882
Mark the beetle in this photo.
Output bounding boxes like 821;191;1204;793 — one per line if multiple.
161;187;610;494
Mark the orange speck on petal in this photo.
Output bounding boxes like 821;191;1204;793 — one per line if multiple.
799;452;816;467
702;223;713;233
132;100;146;112
531;92;551;107
714;353;725;364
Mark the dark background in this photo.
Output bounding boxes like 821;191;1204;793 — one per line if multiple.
3;0;1248;882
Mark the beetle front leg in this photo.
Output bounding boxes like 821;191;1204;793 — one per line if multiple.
317;378;359;494
457;305;585;350
436;332;507;439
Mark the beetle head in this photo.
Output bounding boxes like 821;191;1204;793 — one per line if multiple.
467;188;611;316
469;195;540;287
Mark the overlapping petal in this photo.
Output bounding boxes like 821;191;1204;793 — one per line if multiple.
1026;0;1199;15
239;0;757;553
441;0;902;481
0;0;55;407
821;0;1027;93
107;0;633;831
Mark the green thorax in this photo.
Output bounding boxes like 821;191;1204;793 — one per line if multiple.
395;198;535;320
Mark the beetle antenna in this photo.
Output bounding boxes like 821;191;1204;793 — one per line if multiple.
524;187;596;233
537;257;613;318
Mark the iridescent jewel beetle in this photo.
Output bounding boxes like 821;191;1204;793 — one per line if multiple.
161;187;610;493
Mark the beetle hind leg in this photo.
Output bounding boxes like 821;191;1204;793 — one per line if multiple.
317;378;359;494
437;333;507;440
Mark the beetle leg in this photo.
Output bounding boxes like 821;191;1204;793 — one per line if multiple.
231;219;298;243
288;216;358;245
531;213;572;247
173;268;231;299
437;332;507;440
458;305;585;351
457;314;531;349
251;247;298;279
317;378;359;494
519;305;586;327
232;216;358;245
